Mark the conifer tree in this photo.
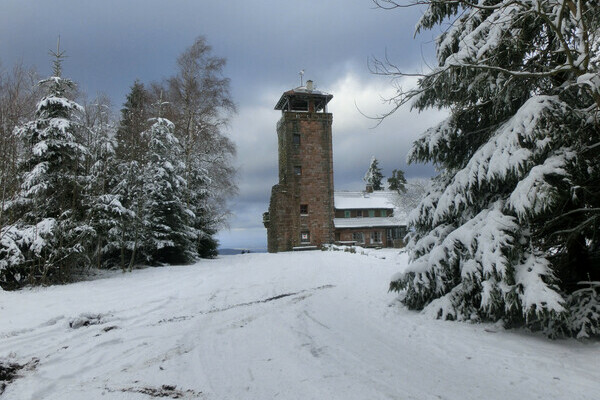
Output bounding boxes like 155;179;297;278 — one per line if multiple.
83;101;126;269
375;1;600;336
0;47;91;288
388;169;407;193
112;81;150;270
141;109;195;265
364;156;384;190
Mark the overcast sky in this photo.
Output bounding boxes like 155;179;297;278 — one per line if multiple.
1;0;446;250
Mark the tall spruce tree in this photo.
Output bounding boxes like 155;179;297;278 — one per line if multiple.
112;81;150;270
83;100;126;269
364;156;384;191
141;112;195;265
376;1;600;337
0;48;91;288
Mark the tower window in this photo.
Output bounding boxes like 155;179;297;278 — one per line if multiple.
294;166;302;176
293;133;300;145
300;204;308;215
301;231;310;243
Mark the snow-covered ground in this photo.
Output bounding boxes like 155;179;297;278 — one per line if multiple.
1;249;598;399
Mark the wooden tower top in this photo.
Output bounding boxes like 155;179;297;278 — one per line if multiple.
274;80;333;112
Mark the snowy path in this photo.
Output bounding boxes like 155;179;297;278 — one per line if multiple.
1;250;598;399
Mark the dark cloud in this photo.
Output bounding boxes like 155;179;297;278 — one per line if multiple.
1;1;433;102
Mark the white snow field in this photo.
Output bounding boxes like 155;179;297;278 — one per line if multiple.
1;249;599;399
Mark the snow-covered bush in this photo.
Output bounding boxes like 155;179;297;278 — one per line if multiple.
565;282;600;339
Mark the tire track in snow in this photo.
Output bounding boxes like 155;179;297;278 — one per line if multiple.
156;284;335;325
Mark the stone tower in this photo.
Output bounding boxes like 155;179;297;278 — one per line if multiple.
263;80;334;252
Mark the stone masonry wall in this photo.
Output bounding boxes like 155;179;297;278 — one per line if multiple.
266;111;334;252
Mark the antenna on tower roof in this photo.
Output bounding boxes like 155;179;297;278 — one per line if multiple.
299;69;305;87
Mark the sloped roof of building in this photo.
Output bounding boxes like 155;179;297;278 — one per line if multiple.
334;191;396;210
334;190;408;228
333;217;405;229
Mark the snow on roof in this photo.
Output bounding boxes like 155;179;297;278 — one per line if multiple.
274;85;333;111
287;85;331;97
333;216;406;229
334;191;396;210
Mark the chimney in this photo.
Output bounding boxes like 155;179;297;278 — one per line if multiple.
365;183;374;193
306;80;313;91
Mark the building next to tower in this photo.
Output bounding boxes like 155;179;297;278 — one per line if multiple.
263;80;407;253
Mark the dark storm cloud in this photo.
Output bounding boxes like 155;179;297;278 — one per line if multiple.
1;1;432;102
1;0;444;248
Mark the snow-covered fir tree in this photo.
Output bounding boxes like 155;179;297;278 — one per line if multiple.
0;49;92;288
83;101;127;269
364;156;384;191
111;81;150;270
376;1;600;337
141;113;195;265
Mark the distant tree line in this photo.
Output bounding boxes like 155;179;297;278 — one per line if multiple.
0;37;236;289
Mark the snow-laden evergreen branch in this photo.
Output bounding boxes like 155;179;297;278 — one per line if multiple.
383;0;600;337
